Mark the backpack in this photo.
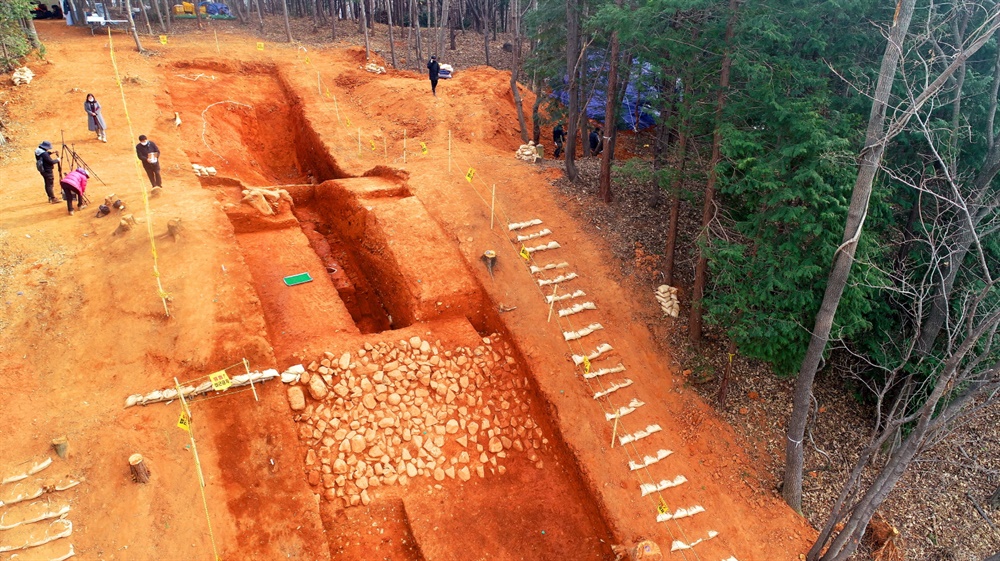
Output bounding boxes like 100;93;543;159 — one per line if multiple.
35;151;45;174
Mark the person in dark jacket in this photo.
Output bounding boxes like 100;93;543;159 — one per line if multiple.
589;127;603;157
427;56;440;96
135;135;162;188
59;168;89;215
51;4;63;18
35;140;61;204
553;124;566;158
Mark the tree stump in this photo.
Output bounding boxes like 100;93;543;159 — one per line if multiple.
52;436;68;459
129;453;150;484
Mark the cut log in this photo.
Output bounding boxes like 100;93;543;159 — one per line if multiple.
129;453;150;483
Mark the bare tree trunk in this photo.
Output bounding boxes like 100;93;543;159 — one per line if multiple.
689;0;737;346
663;123;687;286
138;0;153;34
510;0;528;143
22;18;41;50
597;0;623;204
151;0;166;33
194;0;203;29
531;75;542;144
121;0;145;51
255;0;265;33
360;0;370;58
563;0;580;181
281;0;293;41
782;0;917;512
483;1;490;66
437;0;450;56
163;0;172;33
405;0;412;57
331;0;338;39
413;0;422;66
387;0;397;67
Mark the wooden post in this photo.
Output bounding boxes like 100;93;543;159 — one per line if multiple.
129;453;151;483
546;285;558;322
243;358;258;401
490;184;496;229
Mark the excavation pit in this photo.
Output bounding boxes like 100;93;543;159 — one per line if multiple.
167;60;347;187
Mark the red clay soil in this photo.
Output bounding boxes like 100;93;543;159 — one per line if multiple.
0;21;815;561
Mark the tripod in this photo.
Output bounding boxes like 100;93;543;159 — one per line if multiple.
58;131;105;205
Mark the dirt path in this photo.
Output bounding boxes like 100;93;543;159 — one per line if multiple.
0;21;814;560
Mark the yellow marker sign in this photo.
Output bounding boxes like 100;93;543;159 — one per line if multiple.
346;117;352;127
420;141;428;155
370;139;377;151
304;56;311;64
177;411;191;432
324;88;331;98
519;245;530;261
256;42;264;51
209;370;232;391
657;498;669;515
159;35;168;45
465;168;475;183
582;355;591;374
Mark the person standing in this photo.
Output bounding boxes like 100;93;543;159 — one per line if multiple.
427;56;440;96
135;135;162;188
59;168;89;216
85;94;107;142
553;124;566;158
35;140;61;204
589;127;603;157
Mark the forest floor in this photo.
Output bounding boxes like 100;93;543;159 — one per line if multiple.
0;19;819;561
556;159;1000;561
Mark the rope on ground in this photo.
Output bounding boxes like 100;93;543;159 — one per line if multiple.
174;377;223;561
107;29;170;317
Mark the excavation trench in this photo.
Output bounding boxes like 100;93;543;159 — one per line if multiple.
167;63;614;559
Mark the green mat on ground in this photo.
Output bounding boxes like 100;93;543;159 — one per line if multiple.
283;272;313;286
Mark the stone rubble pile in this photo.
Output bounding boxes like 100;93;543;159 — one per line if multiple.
655;285;680;318
191;163;217;177
11;67;34;86
514;141;542;163
289;334;548;508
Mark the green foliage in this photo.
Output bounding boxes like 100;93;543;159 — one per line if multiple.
703;0;892;375
0;0;35;71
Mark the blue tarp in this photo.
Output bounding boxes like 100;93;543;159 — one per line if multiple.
198;2;232;15
553;53;660;131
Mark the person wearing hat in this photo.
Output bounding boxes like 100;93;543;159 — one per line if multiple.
427;55;441;96
59;167;89;215
34;140;61;204
135;135;162;188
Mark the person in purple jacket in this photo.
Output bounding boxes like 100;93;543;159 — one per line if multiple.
59;168;89;215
